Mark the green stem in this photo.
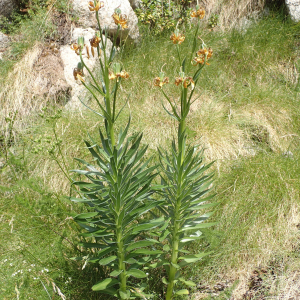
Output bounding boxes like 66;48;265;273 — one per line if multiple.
109;121;116;147
166;209;180;300
117;229;127;297
176;44;181;66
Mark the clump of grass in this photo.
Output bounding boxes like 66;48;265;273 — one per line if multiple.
192;150;300;298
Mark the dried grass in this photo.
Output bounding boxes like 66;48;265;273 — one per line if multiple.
0;44;43;125
199;0;266;29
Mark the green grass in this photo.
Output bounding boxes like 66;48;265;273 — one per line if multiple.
1;6;300;300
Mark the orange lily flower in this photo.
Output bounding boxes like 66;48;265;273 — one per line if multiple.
112;12;128;29
88;1;104;11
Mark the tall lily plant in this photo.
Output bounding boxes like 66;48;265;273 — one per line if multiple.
69;2;163;298
154;7;216;299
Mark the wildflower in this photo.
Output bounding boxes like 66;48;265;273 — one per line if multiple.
88;1;104;11
109;71;116;80
89;36;101;48
73;68;85;82
170;30;185;45
154;73;169;88
192;47;213;65
89;36;101;57
112;12;128;29
174;75;195;89
109;70;129;81
70;43;81;55
191;7;205;19
174;77;183;86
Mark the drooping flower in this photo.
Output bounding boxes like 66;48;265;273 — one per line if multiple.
154;73;169;88
88;1;104;11
174;73;194;89
112;12;128;29
191;7;205;19
89;36;101;57
73;68;85;82
192;47;213;66
109;70;129;81
174;77;183;86
89;36;101;48
70;43;81;55
170;30;185;45
183;76;194;89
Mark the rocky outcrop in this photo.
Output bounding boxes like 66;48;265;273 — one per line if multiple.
285;0;300;22
72;0;139;42
0;0;17;17
60;27;112;109
31;43;71;102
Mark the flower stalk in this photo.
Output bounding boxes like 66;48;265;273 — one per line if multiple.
155;8;216;299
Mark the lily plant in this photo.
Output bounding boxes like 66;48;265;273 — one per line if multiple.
69;1;164;299
154;6;216;299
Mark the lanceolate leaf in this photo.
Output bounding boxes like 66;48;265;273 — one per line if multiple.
92;278;119;291
175;289;189;295
127;269;147;278
99;255;117;265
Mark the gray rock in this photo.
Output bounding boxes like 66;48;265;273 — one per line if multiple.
128;0;140;9
0;0;17;18
0;31;10;49
72;0;139;42
0;31;10;60
60;27;112;109
285;0;300;22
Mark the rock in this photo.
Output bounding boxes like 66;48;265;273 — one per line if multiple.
0;0;17;18
60;27;113;109
31;44;71;102
0;32;10;60
128;0;140;9
285;0;300;22
0;31;10;49
0;31;10;60
72;0;139;42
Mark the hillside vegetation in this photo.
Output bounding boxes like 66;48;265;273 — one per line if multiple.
1;1;300;299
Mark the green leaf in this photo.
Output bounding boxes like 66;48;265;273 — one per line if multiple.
74;212;99;219
92;278;119;291
131;217;164;233
119;290;131;299
127;269;147;278
180;222;218;232
171;262;180;269
132;249;163;255
110;269;123;277
179;252;209;263
179;278;196;287
175;289;189;295
99;255;117;265
126;240;158;252
162;277;169;285
124;258;138;264
163;244;170;251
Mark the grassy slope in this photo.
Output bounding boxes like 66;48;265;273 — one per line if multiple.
1;7;300;300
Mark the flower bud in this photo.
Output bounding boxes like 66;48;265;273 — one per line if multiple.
77;37;85;48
